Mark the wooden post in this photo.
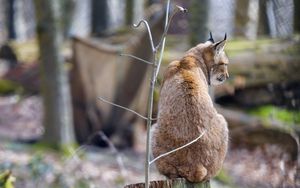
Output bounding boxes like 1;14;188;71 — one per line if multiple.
124;178;210;188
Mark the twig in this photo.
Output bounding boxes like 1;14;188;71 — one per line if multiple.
34;145;88;187
97;96;157;121
97;131;128;181
133;19;155;52
131;2;188;188
132;16;161;188
95;2;187;188
155;5;187;78
97;96;148;120
63;146;97;187
63;135;128;187
155;5;187;51
120;53;153;65
150;130;206;165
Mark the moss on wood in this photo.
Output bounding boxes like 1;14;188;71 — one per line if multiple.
249;105;300;126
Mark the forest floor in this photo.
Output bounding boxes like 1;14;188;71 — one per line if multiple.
0;95;298;188
0;95;230;188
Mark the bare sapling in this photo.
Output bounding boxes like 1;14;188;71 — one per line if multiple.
98;1;189;187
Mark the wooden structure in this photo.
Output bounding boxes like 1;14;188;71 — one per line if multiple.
124;178;210;188
70;5;165;147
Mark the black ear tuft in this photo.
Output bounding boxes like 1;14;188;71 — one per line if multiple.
208;31;214;43
224;33;227;40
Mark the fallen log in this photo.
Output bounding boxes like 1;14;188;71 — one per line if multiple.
229;53;300;87
214;49;300;108
215;52;300;95
216;105;300;133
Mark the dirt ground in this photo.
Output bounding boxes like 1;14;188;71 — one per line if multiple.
0;95;298;188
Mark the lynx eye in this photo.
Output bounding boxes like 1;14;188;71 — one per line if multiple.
218;63;227;66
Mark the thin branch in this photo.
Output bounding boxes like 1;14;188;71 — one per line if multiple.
97;96;147;120
150;130;206;165
155;5;188;51
120;53;153;65
154;5;188;78
62;146;97;188
133;19;156;52
97;131;127;180
125;3;187;188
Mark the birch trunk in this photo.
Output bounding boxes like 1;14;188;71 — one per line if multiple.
34;0;75;147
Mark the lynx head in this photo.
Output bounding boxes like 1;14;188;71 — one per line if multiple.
205;32;229;86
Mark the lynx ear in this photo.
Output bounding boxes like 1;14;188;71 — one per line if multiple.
207;31;214;43
213;33;227;53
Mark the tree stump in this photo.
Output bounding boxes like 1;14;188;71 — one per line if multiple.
124;178;210;188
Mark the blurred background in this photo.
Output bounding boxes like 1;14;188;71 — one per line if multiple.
0;0;299;187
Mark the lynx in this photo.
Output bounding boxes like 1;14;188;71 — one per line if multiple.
151;33;229;182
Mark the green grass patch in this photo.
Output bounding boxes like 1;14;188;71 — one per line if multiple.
249;105;300;126
215;168;235;187
0;79;23;95
0;170;15;188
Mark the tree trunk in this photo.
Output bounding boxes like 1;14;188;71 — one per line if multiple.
126;0;134;25
0;0;8;44
189;0;209;46
60;0;75;38
6;0;16;39
295;0;300;32
244;0;259;40
257;0;269;36
34;0;75;147
91;0;108;36
234;0;250;37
